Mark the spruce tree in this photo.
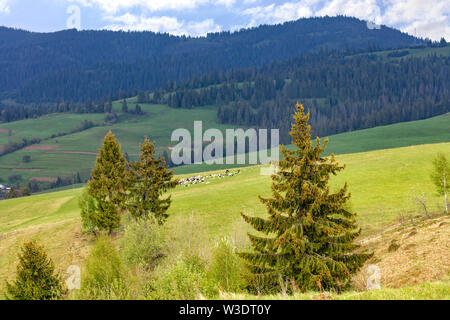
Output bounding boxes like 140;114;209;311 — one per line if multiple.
127;137;177;224
6;241;65;300
88;131;128;233
240;104;371;293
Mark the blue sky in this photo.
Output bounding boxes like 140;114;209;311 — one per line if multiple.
0;0;448;40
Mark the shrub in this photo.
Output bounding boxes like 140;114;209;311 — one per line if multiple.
5;241;65;300
22;155;31;163
120;217;166;270
207;238;247;293
78;189;97;234
77;236;129;300
147;255;206;300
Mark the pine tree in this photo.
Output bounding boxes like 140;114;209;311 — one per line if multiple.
239;104;372;293
431;153;449;214
6;241;65;300
127;137;177;224
88;131;128;233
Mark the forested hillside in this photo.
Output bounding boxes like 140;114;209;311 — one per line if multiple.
162;50;450;142
0;16;421;103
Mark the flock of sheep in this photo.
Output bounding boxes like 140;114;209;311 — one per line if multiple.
178;169;241;187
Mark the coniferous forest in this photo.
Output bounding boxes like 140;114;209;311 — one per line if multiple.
0;16;421;103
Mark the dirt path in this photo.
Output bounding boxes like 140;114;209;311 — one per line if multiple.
23;145;59;151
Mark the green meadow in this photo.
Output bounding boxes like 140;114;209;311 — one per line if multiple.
2;141;448;235
0;95;448;185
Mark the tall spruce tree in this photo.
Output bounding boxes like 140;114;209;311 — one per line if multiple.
6;241;65;300
127;137;177;224
88;131;128;233
240;104;371;293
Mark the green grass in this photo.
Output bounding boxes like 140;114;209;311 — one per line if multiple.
320;113;450;155
1;142;448;235
1;142;449;299
222;280;450;300
352;44;450;60
0;113;105;146
1;99;448;186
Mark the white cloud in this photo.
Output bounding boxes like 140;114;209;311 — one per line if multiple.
69;0;234;14
0;0;10;13
103;14;221;36
67;0;449;40
381;0;450;39
316;0;382;23
241;0;449;40
242;1;315;27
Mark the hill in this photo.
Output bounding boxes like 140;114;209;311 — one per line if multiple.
0;142;449;299
0;16;422;103
0;94;449;190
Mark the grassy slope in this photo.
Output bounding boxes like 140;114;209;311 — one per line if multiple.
1;102;448;183
0;100;236;182
1;142;449;297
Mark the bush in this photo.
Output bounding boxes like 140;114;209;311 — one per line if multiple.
77;236;129;300
207;238;247;293
120;217;166;270
22;155;31;163
5;241;65;300
147;255;205;300
78;189;97;234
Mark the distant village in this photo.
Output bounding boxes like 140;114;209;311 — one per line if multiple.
0;184;12;200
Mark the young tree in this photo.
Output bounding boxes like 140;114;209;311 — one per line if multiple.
127;137;177;224
239;104;371;293
121;99;128;113
79;188;97;235
431;153;449;214
88;131;128;233
6;241;65;300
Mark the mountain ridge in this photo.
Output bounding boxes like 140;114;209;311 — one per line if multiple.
0;16;422;103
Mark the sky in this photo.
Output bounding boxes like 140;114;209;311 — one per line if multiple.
0;0;448;40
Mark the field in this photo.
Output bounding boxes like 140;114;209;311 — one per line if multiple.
1;141;449;299
1;95;449;185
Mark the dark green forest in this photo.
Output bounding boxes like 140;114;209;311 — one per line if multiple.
0;16;421;103
164;52;450;142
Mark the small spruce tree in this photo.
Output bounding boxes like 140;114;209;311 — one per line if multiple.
88;131;128;233
431;153;449;214
239;104;372;293
127;137;177;223
6;241;65;300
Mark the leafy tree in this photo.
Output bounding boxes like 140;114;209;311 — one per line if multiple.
127;137;177;223
134;104;142;115
5;241;65;300
431;153;449;214
88;131;128;233
239;104;372;293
